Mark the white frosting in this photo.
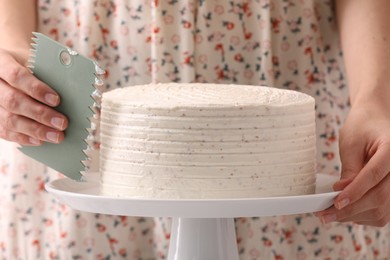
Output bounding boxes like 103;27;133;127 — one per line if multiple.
100;83;316;199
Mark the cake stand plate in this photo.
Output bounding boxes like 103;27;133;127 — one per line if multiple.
46;174;340;260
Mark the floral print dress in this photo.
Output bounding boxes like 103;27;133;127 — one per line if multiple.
0;0;389;259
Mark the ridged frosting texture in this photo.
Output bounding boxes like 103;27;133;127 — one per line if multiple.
100;83;316;199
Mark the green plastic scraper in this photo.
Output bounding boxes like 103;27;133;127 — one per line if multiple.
19;32;104;181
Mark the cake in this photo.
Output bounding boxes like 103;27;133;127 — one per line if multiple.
99;83;316;199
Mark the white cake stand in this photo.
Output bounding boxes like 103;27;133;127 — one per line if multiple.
46;173;339;260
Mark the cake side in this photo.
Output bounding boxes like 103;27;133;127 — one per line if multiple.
100;83;316;199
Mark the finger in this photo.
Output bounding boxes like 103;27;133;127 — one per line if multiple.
341;203;390;226
0;50;60;107
353;216;390;227
317;173;390;224
338;173;390;224
314;205;338;223
337;207;390;224
0;107;64;143
333;178;353;191
334;145;390;210
338;128;365;181
316;189;373;221
0;125;41;146
318;201;380;224
0;82;68;131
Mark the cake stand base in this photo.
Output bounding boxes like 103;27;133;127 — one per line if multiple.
168;218;238;260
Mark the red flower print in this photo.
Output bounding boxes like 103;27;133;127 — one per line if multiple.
305;70;315;85
243;3;253;17
271;18;281;33
284;229;292;240
215;67;224;80
184;56;192;65
224;21;235;30
311;23;318;32
119;216;128;226
353;242;362;252
262;237;272;247
65;39;74;48
327;135;337;144
272;56;279;66
110;40;118;49
62;8;71;16
49;28;59;41
1;161;7;175
325;152;334;160
96;223;106;232
183;20;192;29
104;69;109;79
215;43;224;55
304;47;314;60
119;248;127;257
93;142;100;149
275;255;284;260
38;180;45;192
331;235;343;244
101;27;110;42
234;53;243;62
32;239;41;252
244;32;252;40
49;251;57;260
109;238;118;245
146;36;152;43
45;219;53;227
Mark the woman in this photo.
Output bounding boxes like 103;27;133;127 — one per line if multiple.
0;0;389;259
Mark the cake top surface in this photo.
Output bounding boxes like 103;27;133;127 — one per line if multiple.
102;83;314;108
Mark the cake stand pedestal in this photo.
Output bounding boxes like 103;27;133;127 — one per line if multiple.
168;218;238;260
46;174;339;260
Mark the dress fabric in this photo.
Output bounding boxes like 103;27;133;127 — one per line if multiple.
0;0;388;259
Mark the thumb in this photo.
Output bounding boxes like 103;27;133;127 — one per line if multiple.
334;134;365;191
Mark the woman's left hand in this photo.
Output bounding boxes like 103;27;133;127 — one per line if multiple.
315;100;390;227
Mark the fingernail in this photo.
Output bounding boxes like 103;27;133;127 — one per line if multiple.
46;132;59;143
29;138;41;145
51;117;65;130
45;93;59;106
321;214;337;224
336;198;350;209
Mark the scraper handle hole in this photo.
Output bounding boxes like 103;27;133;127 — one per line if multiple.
60;51;72;66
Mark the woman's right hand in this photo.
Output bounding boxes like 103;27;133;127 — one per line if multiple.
0;48;68;146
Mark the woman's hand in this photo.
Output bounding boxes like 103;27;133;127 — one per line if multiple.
0;48;68;146
316;100;390;227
